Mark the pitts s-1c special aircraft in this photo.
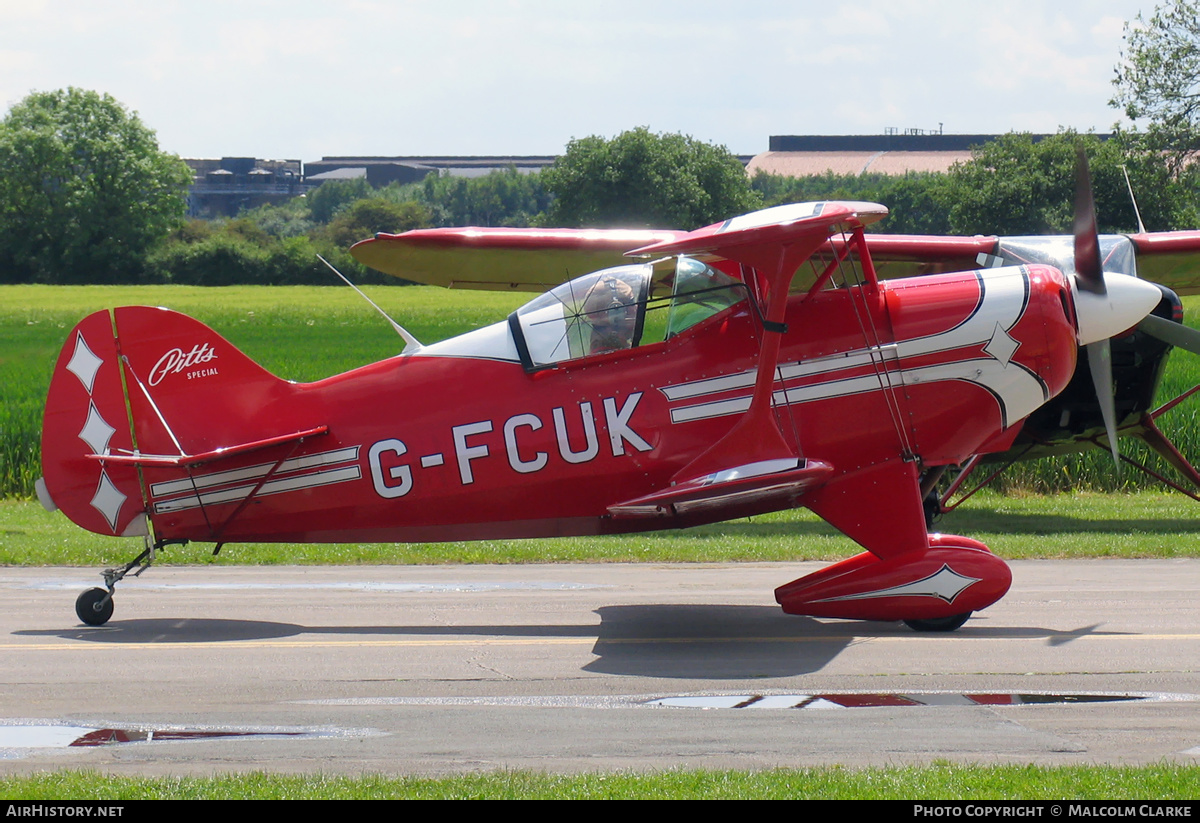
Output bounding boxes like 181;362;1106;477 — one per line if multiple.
39;161;1199;631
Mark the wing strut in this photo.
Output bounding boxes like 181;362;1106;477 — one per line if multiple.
624;202;888;485
667;225;875;483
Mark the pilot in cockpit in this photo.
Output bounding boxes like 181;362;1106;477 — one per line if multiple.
578;275;638;355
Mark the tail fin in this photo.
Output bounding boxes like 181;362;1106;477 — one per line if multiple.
41;307;294;537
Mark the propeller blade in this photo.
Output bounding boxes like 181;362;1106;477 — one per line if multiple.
1086;339;1122;476
1138;313;1200;357
1073;146;1105;295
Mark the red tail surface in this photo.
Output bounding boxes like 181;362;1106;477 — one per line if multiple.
41;307;294;537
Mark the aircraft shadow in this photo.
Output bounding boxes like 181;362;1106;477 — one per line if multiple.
936;512;1200;536
666;513;1200;540
583;604;852;677
16;606;854;677
15;611;1129;678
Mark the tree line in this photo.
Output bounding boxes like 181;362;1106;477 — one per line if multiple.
4;2;1200;286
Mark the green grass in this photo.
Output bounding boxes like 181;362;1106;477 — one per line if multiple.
3;490;1197;565
3;764;1198;799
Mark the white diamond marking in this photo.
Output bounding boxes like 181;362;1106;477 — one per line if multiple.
983;322;1020;367
90;470;127;531
78;402;116;456
66;332;104;394
816;564;982;605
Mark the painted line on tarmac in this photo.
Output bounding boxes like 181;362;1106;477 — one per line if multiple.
14;580;604;593
6;633;1200;651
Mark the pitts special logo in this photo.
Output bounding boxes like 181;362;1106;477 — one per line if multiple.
149;343;219;386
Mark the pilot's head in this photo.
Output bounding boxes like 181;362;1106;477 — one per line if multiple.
580;276;637;354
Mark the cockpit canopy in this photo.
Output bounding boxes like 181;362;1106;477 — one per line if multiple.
511;256;746;369
996;235;1136;276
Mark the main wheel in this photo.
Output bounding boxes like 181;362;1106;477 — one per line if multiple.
75;587;114;626
904;612;971;632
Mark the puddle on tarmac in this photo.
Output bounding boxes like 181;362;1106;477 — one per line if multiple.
306;691;1196;709
0;723;358;754
645;693;1158;709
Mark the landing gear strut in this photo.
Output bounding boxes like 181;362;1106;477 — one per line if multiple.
74;536;187;626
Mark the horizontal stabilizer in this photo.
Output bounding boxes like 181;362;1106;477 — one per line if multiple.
608;458;833;520
87;426;329;468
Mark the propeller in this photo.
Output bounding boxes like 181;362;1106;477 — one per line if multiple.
1073;148;1105;296
1138;312;1200;357
1068;147;1200;475
1072;146;1124;474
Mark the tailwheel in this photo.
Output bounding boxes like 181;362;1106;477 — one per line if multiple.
73;536;187;627
75;587;114;626
903;612;972;632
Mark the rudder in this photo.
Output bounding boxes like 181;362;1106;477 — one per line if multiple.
41;310;143;536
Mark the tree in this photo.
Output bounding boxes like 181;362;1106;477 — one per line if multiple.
938;132;1194;235
420;167;552;227
0;88;193;283
750;170;953;235
321;198;431;247
305;177;374;224
541;128;761;229
1112;0;1200;173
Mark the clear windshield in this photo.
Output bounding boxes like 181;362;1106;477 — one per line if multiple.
510;257;746;370
665;257;745;337
995;235;1137;276
514;264;652;368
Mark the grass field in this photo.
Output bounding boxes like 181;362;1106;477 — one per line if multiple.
3;764;1200;799
1;281;1197;565
2;489;1197;565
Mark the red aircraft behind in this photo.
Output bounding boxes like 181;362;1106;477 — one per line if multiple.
40;194;1177;631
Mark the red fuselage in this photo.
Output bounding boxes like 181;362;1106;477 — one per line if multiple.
117;264;1074;545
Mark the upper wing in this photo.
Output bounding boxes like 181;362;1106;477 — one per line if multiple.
350;226;682;292
350;210;1200;297
352;203;892;293
856;234;999;280
626;201;889;257
350;217;994;293
1129;231;1200;296
862;231;1200;296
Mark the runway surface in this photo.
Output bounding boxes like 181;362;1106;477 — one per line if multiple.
2;560;1199;775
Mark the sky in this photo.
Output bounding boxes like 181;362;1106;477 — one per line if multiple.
0;0;1158;161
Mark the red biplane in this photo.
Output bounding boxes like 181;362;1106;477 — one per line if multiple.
38;170;1196;631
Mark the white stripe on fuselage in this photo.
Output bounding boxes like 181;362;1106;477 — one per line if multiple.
662;267;1048;429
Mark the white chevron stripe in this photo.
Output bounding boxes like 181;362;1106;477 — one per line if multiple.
149;446;360;497
152;466;362;514
663;267;1043;428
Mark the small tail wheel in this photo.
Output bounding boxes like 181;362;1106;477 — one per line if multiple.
76;588;114;626
904;612;971;632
